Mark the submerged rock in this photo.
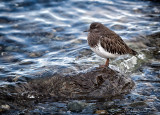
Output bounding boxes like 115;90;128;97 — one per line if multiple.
67;101;84;112
15;67;134;100
129;101;148;108
96;110;108;115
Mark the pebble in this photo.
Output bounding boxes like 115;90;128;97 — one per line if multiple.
108;108;123;114
104;101;115;108
81;104;96;114
67;101;84;112
111;24;127;30
29;52;42;58
19;61;34;65
0;104;10;112
129;101;147;107
96;110;108;115
5;46;14;51
13;75;22;82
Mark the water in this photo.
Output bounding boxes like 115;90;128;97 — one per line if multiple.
0;0;159;81
0;0;160;114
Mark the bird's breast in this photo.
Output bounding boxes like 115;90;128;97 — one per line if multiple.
91;42;120;59
87;33;100;48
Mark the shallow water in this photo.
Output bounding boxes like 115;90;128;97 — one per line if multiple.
0;0;160;114
0;0;160;81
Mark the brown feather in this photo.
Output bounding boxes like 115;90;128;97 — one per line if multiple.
87;22;137;55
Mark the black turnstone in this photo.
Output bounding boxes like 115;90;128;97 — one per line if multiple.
85;22;137;67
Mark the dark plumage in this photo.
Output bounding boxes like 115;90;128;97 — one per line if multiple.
86;22;137;67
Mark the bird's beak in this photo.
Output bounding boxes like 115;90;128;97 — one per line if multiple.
83;29;90;32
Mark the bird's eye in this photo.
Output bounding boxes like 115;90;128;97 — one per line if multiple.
91;24;98;29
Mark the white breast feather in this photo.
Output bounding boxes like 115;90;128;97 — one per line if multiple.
91;42;120;58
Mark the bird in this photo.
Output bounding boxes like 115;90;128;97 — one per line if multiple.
85;22;137;67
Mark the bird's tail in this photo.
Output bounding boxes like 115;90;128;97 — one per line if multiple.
131;49;137;55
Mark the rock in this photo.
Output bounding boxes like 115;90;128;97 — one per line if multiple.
13;75;22;82
129;101;147;107
28;52;43;58
104;101;115;109
0;104;10;112
15;67;135;100
111;24;127;30
5;46;14;51
146;32;160;47
150;61;160;68
67;101;84;112
19;61;34;65
82;104;96;114
108;108;123;114
145;32;160;59
96;110;108;115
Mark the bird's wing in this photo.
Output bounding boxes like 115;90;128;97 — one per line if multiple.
100;33;133;55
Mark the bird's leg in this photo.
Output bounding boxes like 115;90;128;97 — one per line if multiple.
105;58;109;67
99;58;109;68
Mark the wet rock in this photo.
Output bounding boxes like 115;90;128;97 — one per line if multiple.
32;106;59;114
76;49;93;59
81;104;96;114
96;110;108;115
53;27;65;32
111;24;127;30
0;67;135;114
130;32;160;60
143;32;160;60
67;101;84;112
5;46;14;51
1;52;8;56
67;101;96;114
5;46;19;52
146;32;160;47
129;101;147;107
0;104;10;112
0;46;3;51
103;101;115;109
108;108;124;114
19;61;34;65
28;52;43;58
15;67;135;100
13;75;22;82
150;61;160;68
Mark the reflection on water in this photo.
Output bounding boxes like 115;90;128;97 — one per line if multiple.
0;0;160;114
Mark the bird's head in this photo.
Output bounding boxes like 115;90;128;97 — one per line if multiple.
84;22;104;33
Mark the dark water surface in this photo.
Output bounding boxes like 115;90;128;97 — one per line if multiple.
0;0;160;114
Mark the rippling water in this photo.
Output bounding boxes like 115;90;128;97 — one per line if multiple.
0;0;160;114
0;0;160;83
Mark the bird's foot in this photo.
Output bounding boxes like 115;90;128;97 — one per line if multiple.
97;58;109;68
99;64;108;68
